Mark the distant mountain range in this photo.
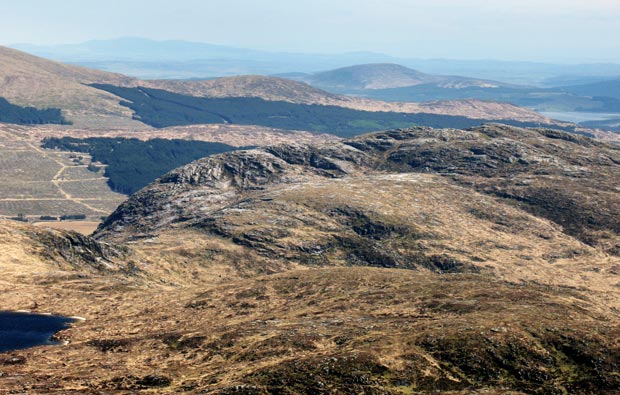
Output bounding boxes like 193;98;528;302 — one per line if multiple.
11;37;399;80
281;63;620;120
4;42;619;134
11;37;393;64
11;37;620;85
560;79;620;100
9;38;620;129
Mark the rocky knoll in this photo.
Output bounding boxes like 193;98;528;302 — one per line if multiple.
348;125;620;253
97;124;620;270
0;220;127;274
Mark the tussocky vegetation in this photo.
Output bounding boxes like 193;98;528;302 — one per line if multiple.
2;125;620;394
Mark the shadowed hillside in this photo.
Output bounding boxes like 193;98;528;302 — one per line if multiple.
90;84;572;135
142;75;549;122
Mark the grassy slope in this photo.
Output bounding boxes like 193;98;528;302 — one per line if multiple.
90;84;569;136
0;46;142;128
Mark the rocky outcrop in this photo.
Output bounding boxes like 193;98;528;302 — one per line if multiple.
0;220;129;275
96;145;372;239
98;125;620;255
34;229;126;271
91;124;620;283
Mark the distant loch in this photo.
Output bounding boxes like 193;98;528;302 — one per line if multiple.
0;311;77;353
540;111;620;124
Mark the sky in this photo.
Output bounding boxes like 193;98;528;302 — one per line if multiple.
2;0;619;62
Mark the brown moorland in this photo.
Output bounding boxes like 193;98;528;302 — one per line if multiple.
0;124;619;394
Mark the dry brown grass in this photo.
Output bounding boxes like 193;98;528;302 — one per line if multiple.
0;253;618;394
32;220;100;235
0;46;142;128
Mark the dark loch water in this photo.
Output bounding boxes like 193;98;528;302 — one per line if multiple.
0;311;76;353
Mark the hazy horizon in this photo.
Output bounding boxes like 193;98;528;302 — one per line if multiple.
9;36;620;67
2;0;619;63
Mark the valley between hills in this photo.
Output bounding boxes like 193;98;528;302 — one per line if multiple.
1;124;620;394
5;44;616;225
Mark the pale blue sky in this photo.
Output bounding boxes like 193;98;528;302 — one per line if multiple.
2;0;619;62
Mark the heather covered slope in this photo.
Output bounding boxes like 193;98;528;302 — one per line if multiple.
0;220;127;276
1;221;619;394
2;125;620;394
2;263;620;395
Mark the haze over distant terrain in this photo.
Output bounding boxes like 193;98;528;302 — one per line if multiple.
11;37;620;86
6;0;620;86
4;0;620;62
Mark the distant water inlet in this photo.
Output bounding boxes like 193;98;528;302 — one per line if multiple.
540;111;620;124
0;311;78;353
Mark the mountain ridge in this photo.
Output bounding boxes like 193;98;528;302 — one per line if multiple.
287;63;620;126
12;37;620;85
141;75;548;122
